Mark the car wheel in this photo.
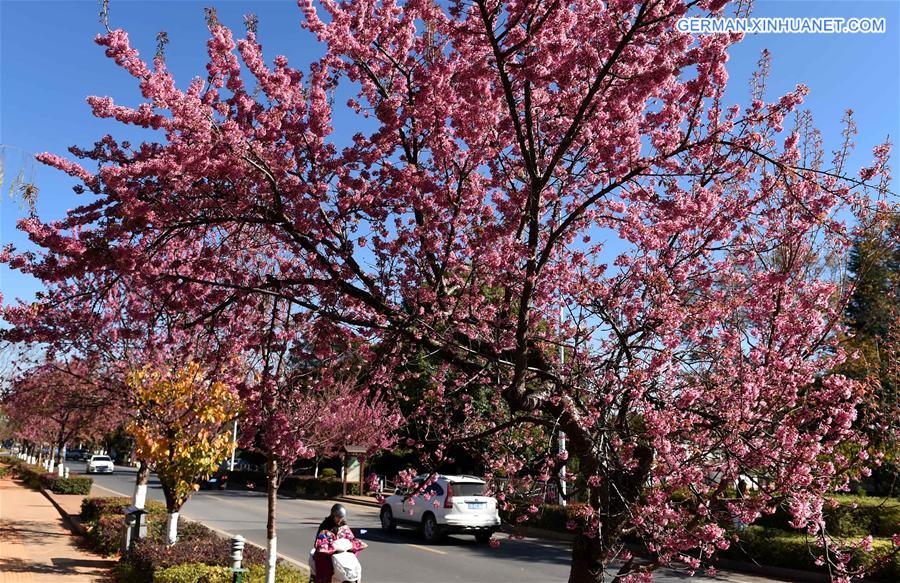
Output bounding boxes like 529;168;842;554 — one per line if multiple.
421;514;442;543
380;506;396;532
475;531;492;543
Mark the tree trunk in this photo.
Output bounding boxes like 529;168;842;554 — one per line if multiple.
265;455;280;583
53;415;69;471
133;460;150;510
565;443;654;583
568;534;607;583
161;486;181;545
164;511;179;546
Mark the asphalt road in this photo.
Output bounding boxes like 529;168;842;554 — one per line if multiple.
69;461;781;583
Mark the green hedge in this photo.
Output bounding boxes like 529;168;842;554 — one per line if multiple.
499;502;589;532
754;495;900;537
0;459;86;492
723;526;900;582
151;563;306;583
292;476;343;498
41;474;93;495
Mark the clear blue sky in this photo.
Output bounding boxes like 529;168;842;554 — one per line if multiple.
1;0;898;304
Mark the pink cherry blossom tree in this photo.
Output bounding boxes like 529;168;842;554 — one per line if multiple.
238;298;400;583
2;359;123;470
2;1;897;580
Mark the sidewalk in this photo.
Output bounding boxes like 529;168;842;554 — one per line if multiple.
0;477;115;582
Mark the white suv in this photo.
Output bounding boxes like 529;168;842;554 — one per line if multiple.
86;455;115;474
380;475;500;542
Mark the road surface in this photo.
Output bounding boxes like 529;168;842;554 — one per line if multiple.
69;461;782;583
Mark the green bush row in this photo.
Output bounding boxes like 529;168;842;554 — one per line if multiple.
752;495;900;537
499;502;589;532
292;476;344;498
147;563;307;583
507;496;899;539
0;458;93;494
42;474;93;495
723;526;900;582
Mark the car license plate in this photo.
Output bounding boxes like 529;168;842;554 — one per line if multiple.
467;502;485;510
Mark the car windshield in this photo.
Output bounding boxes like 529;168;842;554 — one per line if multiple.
93;456;111;462
450;482;486;496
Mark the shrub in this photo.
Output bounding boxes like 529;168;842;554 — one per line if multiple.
81;496;132;521
499;502;589;532
152;563;230;583
321;468;338;479
87;514;124;556
125;529;267;575
9;462;47;488
243;564;308;582
752;495;900;537
293;476;342;498
152;563;307;583
41;474;93;495
722;526;900;582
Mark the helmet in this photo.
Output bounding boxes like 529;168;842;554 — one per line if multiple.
330;504;347;520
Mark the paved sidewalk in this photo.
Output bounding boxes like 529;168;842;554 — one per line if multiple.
0;477;114;582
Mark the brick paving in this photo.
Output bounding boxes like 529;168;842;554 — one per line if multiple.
0;477;114;582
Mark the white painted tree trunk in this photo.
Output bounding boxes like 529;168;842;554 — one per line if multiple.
165;512;179;545
133;483;148;510
265;536;277;583
48;457;56;473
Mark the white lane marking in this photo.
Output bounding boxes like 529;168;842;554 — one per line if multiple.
93;484;130;497
407;544;448;555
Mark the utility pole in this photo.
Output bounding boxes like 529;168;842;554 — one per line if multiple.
229;419;238;471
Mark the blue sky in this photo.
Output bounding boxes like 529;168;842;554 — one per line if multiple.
1;0;898;304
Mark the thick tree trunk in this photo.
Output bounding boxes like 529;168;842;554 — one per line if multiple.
568;534;608;583
133;460;150;510
265;455;279;583
565;444;655;583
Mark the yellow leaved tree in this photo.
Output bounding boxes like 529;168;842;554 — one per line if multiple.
127;361;239;544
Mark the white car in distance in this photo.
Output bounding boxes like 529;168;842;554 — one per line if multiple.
380;474;501;543
86;455;115;474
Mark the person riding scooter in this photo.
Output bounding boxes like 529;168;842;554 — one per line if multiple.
311;504;367;583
